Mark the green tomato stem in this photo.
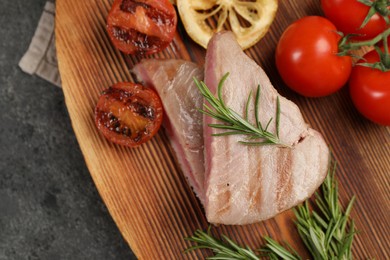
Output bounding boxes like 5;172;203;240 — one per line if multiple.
358;0;390;26
340;27;390;52
338;0;390;71
375;0;390;17
383;36;390;68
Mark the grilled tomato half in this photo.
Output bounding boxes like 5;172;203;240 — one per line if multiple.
107;0;177;55
95;82;163;147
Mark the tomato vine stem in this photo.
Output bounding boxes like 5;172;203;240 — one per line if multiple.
339;27;390;52
358;0;390;26
338;27;390;71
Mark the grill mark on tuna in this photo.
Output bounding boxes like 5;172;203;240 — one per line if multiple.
276;149;293;211
249;155;262;212
214;139;234;217
216;189;231;216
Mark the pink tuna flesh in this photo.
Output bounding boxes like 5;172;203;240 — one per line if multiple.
133;59;205;203
203;32;329;225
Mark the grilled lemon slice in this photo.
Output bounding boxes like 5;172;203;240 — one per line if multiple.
177;0;278;49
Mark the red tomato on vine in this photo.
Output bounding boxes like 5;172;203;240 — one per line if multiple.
276;16;352;97
321;0;389;41
349;49;390;126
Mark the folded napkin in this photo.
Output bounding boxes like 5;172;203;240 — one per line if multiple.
19;1;61;87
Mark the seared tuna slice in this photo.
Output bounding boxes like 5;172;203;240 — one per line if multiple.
203;32;329;225
133;59;205;203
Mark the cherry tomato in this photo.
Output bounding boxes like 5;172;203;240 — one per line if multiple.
349;50;390;126
106;0;177;55
321;0;388;41
95;82;163;147
276;16;352;97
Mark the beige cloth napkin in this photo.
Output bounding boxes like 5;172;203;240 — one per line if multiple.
19;2;61;87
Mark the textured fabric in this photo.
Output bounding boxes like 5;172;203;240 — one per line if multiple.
19;2;61;87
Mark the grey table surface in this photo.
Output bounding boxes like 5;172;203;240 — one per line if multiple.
0;1;136;259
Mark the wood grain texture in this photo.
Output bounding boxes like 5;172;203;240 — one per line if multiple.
55;0;390;259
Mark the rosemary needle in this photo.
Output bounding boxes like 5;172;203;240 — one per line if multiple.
194;73;290;148
185;160;357;260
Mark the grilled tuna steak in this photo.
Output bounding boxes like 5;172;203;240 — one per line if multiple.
133;59;205;203
203;32;329;225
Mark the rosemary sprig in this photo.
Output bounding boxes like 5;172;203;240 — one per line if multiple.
260;237;301;260
293;161;356;260
185;161;357;259
194;73;289;148
184;227;260;260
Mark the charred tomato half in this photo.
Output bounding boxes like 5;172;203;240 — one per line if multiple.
106;0;177;55
95;82;163;147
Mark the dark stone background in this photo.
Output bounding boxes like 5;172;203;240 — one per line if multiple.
0;1;136;259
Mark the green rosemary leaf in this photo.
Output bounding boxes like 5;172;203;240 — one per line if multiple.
217;73;230;111
285;241;302;260
247;135;263;140
297;226;317;258
262;131;279;140
223;235;259;259
212;131;250;137
310;227;327;259
208;124;242;130
339;220;356;258
200;112;231;126
312;211;328;229
238;140;275;146
264;117;273;132
203;103;221;115
314;192;331;221
325;219;340;248
261;237;301;260
207;256;239;260
245;90;253;121
344;196;356;219
185;229;260;260
198;80;230;119
254;85;262;131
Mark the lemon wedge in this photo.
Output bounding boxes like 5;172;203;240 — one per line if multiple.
177;0;278;49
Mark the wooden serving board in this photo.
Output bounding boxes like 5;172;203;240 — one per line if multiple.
55;0;390;259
